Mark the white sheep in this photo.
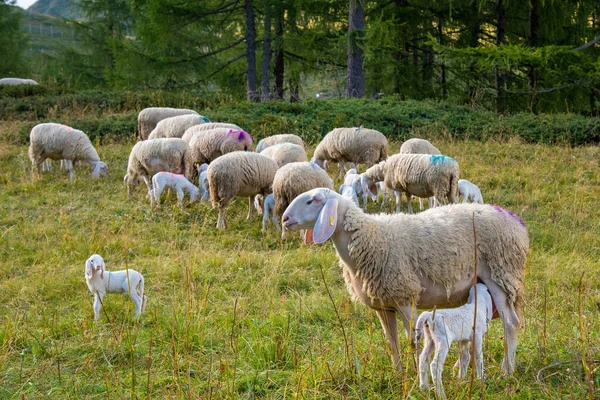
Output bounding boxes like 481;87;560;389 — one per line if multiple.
138;107;198;140
147;114;210;139
343;168;374;210
339;184;359;207
181;122;242;143
458;179;484;204
84;254;147;321
196;163;209;201
208;151;278;229
399;138;441;211
151;172;200;207
124;138;193;195
312;127;388;176
254;193;280;232
415;283;493;398
260;142;307;167
256;133;304;152
281;188;528;374
28;123;109;182
0;77;38;85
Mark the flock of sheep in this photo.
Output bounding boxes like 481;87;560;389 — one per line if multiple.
26;106;529;398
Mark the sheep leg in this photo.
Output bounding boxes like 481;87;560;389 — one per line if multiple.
456;340;471;378
142;175;152;194
406;193;414;214
272;215;281;232
394;191;402;213
479;276;519;375
129;289;143;318
430;341;448;399
175;187;185;206
474;336;484;379
419;197;425;211
375;309;402;372
247;197;253;220
93;292;103;321
419;335;434;390
217;204;228;229
261;210;268;232
152;185;164;208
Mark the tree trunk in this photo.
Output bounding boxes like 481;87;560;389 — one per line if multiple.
346;0;365;98
393;0;408;95
528;0;539;112
466;0;480;103
495;0;506;114
288;3;300;102
244;0;258;102
438;15;446;100
273;4;285;100
261;1;271;102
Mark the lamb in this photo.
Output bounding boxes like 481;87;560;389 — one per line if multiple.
312;127;388;176
339;184;359;207
84;254;147;321
260;142;307;167
399;138;441;211
151;172;200;207
344;168;374;210
124;138;193;195
254;193;280;232
189;128;253;167
281;188;528;374
0;77;38;85
197;163;209;201
181;122;242;142
138;107;198;140
458;179;484;204
28;123;109;182
416;283;493;398
147;114;210;139
256;133;304;152
208;151;278;229
362;154;459;214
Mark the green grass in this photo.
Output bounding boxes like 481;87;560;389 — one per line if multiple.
0;138;599;399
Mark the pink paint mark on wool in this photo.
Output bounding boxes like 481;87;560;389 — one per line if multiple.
228;129;252;143
491;205;525;227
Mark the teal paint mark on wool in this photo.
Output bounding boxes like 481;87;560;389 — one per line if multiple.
430;155;447;165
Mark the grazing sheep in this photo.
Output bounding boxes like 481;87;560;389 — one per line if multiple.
260;142;307;167
181;122;242;142
282;188;528;374
0;77;38;85
399;138;441;155
196;163;209;201
151;172;200;207
256;133;304;152
28;123;109;182
147;114;210;139
339;184;359;207
254;193;280;232
189;128;253;167
85;254;147;321
363;154;459;214
458;179;484;204
312;127;388;176
416;283;493;398
208;152;278;229
344;168;374;210
138;107;198;140
125;138;193;195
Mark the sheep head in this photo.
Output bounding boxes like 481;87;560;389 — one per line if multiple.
85;254;106;279
282;188;341;244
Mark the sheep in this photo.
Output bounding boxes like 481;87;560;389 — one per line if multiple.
399;138;441;211
208;151;278;229
260;142;307;167
124;138;193;196
281;188;528;374
28;123;109;182
458;179;484;204
189;128;253;167
311;127;388;176
339;184;359;207
0;77;38;85
343;168;374;210
416;283;493;398
181;122;242;143
138;107;198;140
362;154;459;214
85;254;147;321
256;133;304;152
147;114;210;139
254;193;280;232
197;163;209;201
151;172;200;207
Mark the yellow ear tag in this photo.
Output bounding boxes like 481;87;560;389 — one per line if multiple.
329;216;334;226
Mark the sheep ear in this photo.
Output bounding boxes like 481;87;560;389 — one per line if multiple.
313;195;338;244
85;259;93;278
100;258;105;280
304;229;314;244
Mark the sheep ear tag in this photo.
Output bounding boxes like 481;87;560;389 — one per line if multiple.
313;196;338;244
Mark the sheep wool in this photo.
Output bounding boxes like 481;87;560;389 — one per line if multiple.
189;128;253;166
181;122;242;142
313;127;388;168
260;142;307;167
399;138;441;155
138;107;198;140
0;77;38;85
147;114;210;139
256;134;304;152
273;162;334;217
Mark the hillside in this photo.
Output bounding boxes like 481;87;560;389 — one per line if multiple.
27;0;80;20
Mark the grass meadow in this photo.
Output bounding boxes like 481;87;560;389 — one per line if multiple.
0;136;599;399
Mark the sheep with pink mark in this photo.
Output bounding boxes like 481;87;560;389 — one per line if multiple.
189;128;254;168
281;188;528;375
181;122;242;142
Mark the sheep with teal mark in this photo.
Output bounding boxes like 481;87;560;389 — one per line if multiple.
399;138;442;211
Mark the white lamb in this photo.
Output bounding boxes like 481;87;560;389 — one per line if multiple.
339;184;359;207
254;193;280;232
458;179;484;204
84;254;147;321
415;283;493;398
151;172;200;207
197;163;209;201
